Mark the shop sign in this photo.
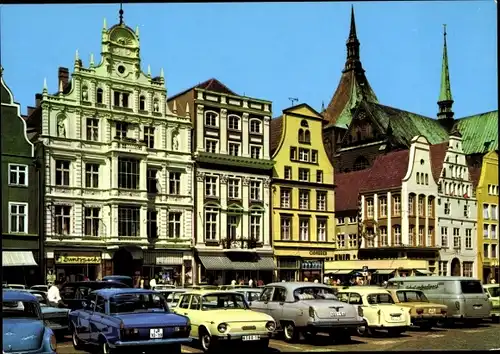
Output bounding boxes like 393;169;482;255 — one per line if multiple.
301;260;323;270
156;253;183;266
55;255;101;264
309;250;327;256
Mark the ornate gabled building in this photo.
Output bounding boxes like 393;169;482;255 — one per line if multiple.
167;79;275;285
25;14;194;285
322;9;498;174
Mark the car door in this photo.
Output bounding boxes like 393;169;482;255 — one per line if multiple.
76;294;95;342
252;287;274;315
187;295;202;338
89;296;107;344
269;287;287;322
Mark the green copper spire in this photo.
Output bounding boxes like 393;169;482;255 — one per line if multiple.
437;24;454;120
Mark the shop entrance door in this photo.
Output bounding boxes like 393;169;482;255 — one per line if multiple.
113;248;134;277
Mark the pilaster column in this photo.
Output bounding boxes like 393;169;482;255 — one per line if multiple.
220;109;227;154
111;156;118;190
139;159;147;193
424;195;429;247
196;105;204;152
387;192;392;246
263;116;270;160
263;178;271;246
111;205;118;241
242;113;249;158
196;172;205;245
140;205;148;240
220;175;228;243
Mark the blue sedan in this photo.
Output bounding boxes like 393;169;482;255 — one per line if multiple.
3;290;57;354
69;288;192;354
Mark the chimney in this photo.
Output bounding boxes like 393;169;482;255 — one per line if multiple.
35;93;43;107
58;67;69;91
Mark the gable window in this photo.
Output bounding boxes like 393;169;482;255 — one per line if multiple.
416;172;420;184
441;227;448;247
298;168;310;182
428;198;434;217
250;145;261;159
281;217;291;240
298;128;311;144
228;178;240;199
284;166;292;180
54;205;71;235
86;117;99;141
115;122;128;139
205;111;218;127
228;115;240;130
205;176;218;197
444;203;451;215
280;188;291;208
492;205;498;220
418;196;425;216
144;126;155;148
250;181;261;201
84;207;100;237
205;207;218;241
9;202;28;234
393;195;401;216
205;139;218;153
169;172;181;195
298;148;309;162
228;142;240;156
299;218;309;241
492;224;497;239
299;190;310;209
168;212;182;238
8;164;28;186
316;170;323;183
118;206;139;237
379;197;387;217
317;191;327;211
96;88;103;104
408;194;415;215
250;213;262;242
337;217;345;224
483;204;490;219
85;163;99;188
250;119;261;134
139;95;146;111
317;219;327;242
353;156;369;171
118;158;139;189
311;150;318;163
366;199;374;219
55;160;70;186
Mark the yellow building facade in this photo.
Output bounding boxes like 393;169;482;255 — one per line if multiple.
270;104;336;282
475;151;499;283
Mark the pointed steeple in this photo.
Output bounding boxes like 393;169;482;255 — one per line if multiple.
119;3;124;25
437;24;454;120
103;17;107;31
344;5;361;72
43;78;48;93
90;53;95;68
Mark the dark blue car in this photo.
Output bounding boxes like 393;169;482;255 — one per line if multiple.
3;290;57;354
69;288;191;354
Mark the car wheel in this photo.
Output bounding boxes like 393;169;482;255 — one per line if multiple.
492;316;500;324
283;322;299;343
356;322;372;337
100;340;113;354
200;329;214;353
72;330;83;350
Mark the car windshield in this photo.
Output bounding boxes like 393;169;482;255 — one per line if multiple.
109;293;168;314
163;292;184;303
488;286;500;297
396;290;429;302
3;300;40;319
293;286;337;301
201;293;248;310
367;293;395;304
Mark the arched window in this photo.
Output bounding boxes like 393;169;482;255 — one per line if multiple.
304;130;311;143
353;156;369;171
249;119;261;134
139;95;146;111
416;172;420;184
300;120;309;128
96;88;103;104
205;111;219;127
228;115;240;130
425;174;429;185
298;129;305;142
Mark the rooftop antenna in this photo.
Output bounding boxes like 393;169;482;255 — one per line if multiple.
119;2;124;25
288;97;298;106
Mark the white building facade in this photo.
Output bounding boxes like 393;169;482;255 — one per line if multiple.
31;19;194;285
435;134;477;277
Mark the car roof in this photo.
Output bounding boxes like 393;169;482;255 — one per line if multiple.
389;276;480;282
263;282;331;290
157;288;186;292
484;284;499;288
337;287;390;294
94;288;158;299
183;290;244;296
3;290;38;302
63;281;128;287
103;275;133;280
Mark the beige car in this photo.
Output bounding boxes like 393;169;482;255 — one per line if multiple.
386;288;448;329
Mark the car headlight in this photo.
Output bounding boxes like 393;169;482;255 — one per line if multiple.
50;333;57;351
266;321;276;332
217;323;227;333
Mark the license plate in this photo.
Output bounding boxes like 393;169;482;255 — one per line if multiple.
473;305;482;310
391;316;401;320
150;328;163;339
428;308;436;314
242;335;260;341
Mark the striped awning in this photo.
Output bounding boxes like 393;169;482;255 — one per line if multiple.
199;255;275;271
2;251;38;267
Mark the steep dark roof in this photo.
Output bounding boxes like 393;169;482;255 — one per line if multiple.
168;78;236;101
429;141;449;182
270;116;283;155
468;165;482;189
335;169;372;212
453;110;498;155
360;149;410;192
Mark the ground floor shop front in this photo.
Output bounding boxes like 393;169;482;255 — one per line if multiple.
483;265;500;284
44;247;193;287
274;248;335;283
2;249;41;286
196;250;275;285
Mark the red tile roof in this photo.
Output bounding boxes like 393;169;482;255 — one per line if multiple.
335;169;372;211
270;116;283;155
360;149;410;193
429;141;449;183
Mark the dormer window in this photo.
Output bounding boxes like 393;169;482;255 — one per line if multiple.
205;111;218;127
96;88;103;104
250;119;261;134
228;115;240;130
139;95;146;111
81;86;89;101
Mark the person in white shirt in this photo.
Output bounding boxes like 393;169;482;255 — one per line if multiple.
231;279;236;286
248;279;254;288
149;277;157;289
47;281;64;307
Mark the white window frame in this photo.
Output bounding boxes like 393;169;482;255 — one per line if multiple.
86;117;99;141
228;142;240;156
393;196;401;216
250;181;261;201
418;227;425;246
317;219;326;242
316;170;323;183
380;227;388;246
205;207;218;241
483;204;490;219
250;145;261;159
491;205;498;220
299;190;309;209
465;229;472;249
250;212;262;242
85;163;99;189
418;197;425;216
227;114;241;130
55;160;70;186
8;202;28;234
228;178;240;199
337;233;346;248
280;188;291;208
8;164;28;186
205;138;219;153
249;119;262;134
299;218;309;241
316;191;326;211
204;111;219;127
168;212;182;238
394;225;402;246
491;224;497;239
444;203;451;215
284;166;292;180
379;198;387;217
441;227;448;247
484;224;489;239
366;199;374;219
453;228;461;249
281;217;291;241
298;168;309;182
169;172;181;195
84;207;100;236
205;176;218;197
298;148;309;162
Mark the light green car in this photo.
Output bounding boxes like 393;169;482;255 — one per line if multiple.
484;284;500;323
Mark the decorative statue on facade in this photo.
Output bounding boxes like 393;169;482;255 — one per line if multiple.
172;128;179;151
57;116;66;137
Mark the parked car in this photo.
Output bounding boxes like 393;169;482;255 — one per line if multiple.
4;284;27;290
185;285;219;290
60;280;130;311
24;290;70;339
173;290;275;352
388;276;491;325
484;284;500;323
3;290;57;354
31;285;49;293
102;275;134;288
251;282;363;343
69;288;191;354
234;288;263;303
152;284;177;291
156;289;187;308
385;288;447;329
336;286;411;336
218;285;251;290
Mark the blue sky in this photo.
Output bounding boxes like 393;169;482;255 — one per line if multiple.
1;2;497;118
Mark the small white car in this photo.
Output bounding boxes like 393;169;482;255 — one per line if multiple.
337;287;411;336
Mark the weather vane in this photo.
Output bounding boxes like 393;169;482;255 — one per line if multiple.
288;97;298;106
119;3;124;25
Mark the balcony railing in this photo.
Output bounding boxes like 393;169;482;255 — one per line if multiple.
221;237;260;250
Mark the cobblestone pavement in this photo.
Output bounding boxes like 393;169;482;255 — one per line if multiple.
57;320;500;353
